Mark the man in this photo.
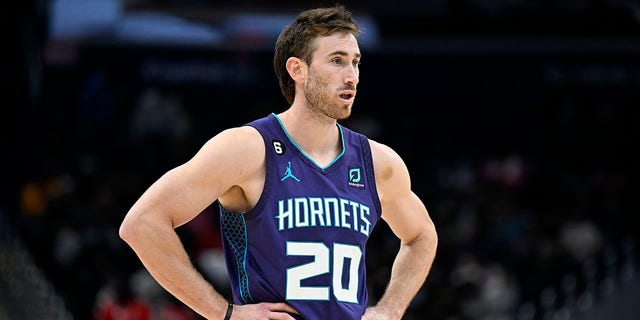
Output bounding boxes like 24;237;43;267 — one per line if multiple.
119;5;437;320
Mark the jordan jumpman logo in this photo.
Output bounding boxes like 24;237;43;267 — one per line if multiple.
280;161;300;182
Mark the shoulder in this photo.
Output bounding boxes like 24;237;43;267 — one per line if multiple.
367;138;411;198
368;139;408;178
201;125;264;155
187;125;265;177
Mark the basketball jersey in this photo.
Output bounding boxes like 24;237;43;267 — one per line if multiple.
219;113;382;319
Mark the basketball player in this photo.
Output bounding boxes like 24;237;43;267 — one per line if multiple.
119;5;438;320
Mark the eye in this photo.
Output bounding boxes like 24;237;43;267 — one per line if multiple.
331;57;343;65
353;60;360;67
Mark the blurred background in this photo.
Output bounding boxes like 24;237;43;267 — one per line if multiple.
2;0;639;319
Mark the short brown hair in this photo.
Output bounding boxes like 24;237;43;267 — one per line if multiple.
273;5;360;104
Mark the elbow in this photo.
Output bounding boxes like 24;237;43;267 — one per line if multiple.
404;221;438;255
428;220;438;251
418;219;438;257
119;219;134;245
119;208;173;248
119;212;142;246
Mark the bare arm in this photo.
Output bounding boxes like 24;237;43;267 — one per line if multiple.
363;141;438;320
119;127;298;319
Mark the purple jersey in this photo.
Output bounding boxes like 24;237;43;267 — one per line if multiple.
219;113;382;319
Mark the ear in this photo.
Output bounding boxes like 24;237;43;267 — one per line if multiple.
286;57;306;82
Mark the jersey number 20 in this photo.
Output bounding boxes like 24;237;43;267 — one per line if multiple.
286;241;362;303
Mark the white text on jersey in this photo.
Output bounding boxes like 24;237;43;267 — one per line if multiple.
276;197;371;236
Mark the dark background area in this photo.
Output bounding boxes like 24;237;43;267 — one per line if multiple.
2;1;639;319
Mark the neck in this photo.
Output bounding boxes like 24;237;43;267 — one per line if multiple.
276;106;342;166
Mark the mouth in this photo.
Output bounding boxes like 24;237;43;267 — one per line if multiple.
339;91;356;102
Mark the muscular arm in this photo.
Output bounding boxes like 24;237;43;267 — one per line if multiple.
119;127;262;319
364;141;438;320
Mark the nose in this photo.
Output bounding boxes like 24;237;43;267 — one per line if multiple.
344;64;359;86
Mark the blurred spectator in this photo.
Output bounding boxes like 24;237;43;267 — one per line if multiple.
128;86;194;173
559;219;604;263
451;253;520;320
19;173;74;217
129;87;192;144
93;275;151;320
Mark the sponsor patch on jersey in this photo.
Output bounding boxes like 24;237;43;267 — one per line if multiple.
348;167;365;189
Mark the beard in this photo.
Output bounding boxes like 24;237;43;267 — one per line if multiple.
304;70;353;120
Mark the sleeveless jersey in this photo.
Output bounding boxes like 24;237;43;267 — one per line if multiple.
219;113;382;319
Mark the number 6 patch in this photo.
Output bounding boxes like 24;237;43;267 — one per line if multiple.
272;140;286;155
